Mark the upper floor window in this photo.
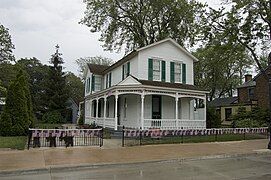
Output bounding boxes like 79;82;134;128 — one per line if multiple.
91;75;102;92
85;77;90;93
148;58;165;82
248;88;254;99
174;62;182;82
170;62;186;84
122;62;130;80
153;59;161;81
95;76;102;91
106;72;112;89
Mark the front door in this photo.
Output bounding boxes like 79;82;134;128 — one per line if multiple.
152;95;161;119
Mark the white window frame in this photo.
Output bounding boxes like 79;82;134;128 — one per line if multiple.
95;76;102;91
174;62;182;83
153;59;161;81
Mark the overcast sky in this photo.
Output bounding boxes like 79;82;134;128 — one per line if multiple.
0;0;222;75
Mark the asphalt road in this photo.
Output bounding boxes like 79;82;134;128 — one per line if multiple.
1;154;271;180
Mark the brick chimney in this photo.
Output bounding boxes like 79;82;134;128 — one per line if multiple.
245;74;252;82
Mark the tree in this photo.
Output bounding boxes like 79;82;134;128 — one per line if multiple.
0;24;15;63
80;0;205;52
0;62;18;89
0;80;6;97
76;56;112;78
206;107;221;128
194;43;253;100
66;72;84;102
43;45;69;121
16;58;50;119
0;70;32;136
203;1;271;76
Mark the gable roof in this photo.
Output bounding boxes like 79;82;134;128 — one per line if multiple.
209;97;238;107
87;38;197;76
137;38;199;62
87;63;109;75
237;80;256;88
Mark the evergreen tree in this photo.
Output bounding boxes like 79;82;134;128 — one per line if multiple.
0;70;31;136
43;45;69;121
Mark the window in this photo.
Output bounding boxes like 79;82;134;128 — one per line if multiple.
174;62;182;82
248;88;254;99
86;77;90;93
153;59;161;81
122;62;130;80
225;108;232;121
106;72;112;88
95;76;102;91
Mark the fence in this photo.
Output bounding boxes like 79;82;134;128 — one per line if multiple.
27;128;103;149
122;127;269;147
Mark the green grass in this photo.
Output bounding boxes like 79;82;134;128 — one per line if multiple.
0;136;27;150
140;133;267;145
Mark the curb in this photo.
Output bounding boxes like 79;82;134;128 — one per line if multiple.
0;150;270;177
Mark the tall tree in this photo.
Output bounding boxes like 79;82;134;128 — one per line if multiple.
0;70;32;136
194;43;253;101
0;24;15;63
44;45;69;115
0;62;18;89
80;0;205;52
17;58;50;119
76;56;112;78
66;72;84;102
203;1;271;75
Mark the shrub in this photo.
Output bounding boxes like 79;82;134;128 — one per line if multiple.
206;107;221;128
231;106;269;128
42;111;63;124
78;115;84;125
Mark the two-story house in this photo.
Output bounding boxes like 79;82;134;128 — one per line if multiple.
84;38;208;130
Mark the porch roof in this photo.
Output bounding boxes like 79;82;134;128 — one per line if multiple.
138;79;203;91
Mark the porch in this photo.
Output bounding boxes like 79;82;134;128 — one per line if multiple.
85;85;207;130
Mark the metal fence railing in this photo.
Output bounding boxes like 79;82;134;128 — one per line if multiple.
122;127;269;147
27;128;103;149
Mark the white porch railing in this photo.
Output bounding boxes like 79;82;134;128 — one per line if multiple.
105;118;115;129
89;117;115;129
143;119;206;130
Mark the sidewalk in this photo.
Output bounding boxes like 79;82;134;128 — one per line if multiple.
0;139;270;174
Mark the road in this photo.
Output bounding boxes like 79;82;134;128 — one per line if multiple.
1;154;271;180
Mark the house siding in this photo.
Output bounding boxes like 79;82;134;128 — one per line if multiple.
138;41;194;85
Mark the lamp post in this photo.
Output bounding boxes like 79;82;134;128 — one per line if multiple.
268;74;271;149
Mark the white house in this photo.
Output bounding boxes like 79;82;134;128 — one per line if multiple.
84;38;208;130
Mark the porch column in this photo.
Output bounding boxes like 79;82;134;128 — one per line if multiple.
203;97;207;128
96;99;99;122
89;100;92;124
103;96;107;128
114;94;118;130
175;96;179;129
141;94;145;130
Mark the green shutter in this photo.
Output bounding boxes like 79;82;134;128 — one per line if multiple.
170;62;175;83
109;73;112;87
127;62;130;76
161;61;166;82
122;64;125;80
106;74;108;89
91;74;95;91
182;63;186;84
148;58;153;81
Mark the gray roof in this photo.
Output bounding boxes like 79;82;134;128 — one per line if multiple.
209;97;238;107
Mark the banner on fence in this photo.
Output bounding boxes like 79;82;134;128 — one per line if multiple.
29;128;102;138
123;127;268;138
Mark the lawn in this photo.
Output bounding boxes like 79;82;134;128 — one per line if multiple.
124;133;268;146
0;136;27;150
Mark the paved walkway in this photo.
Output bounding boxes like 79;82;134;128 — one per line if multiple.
0;139;270;174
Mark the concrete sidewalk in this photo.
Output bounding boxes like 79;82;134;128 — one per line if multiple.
0;139;270;174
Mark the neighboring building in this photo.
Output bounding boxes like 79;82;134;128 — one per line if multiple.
84;38;208;130
66;98;79;124
208;97;253;125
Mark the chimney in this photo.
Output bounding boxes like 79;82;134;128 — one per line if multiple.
245;74;252;82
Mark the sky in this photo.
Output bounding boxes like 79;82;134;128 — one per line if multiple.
0;0;222;75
